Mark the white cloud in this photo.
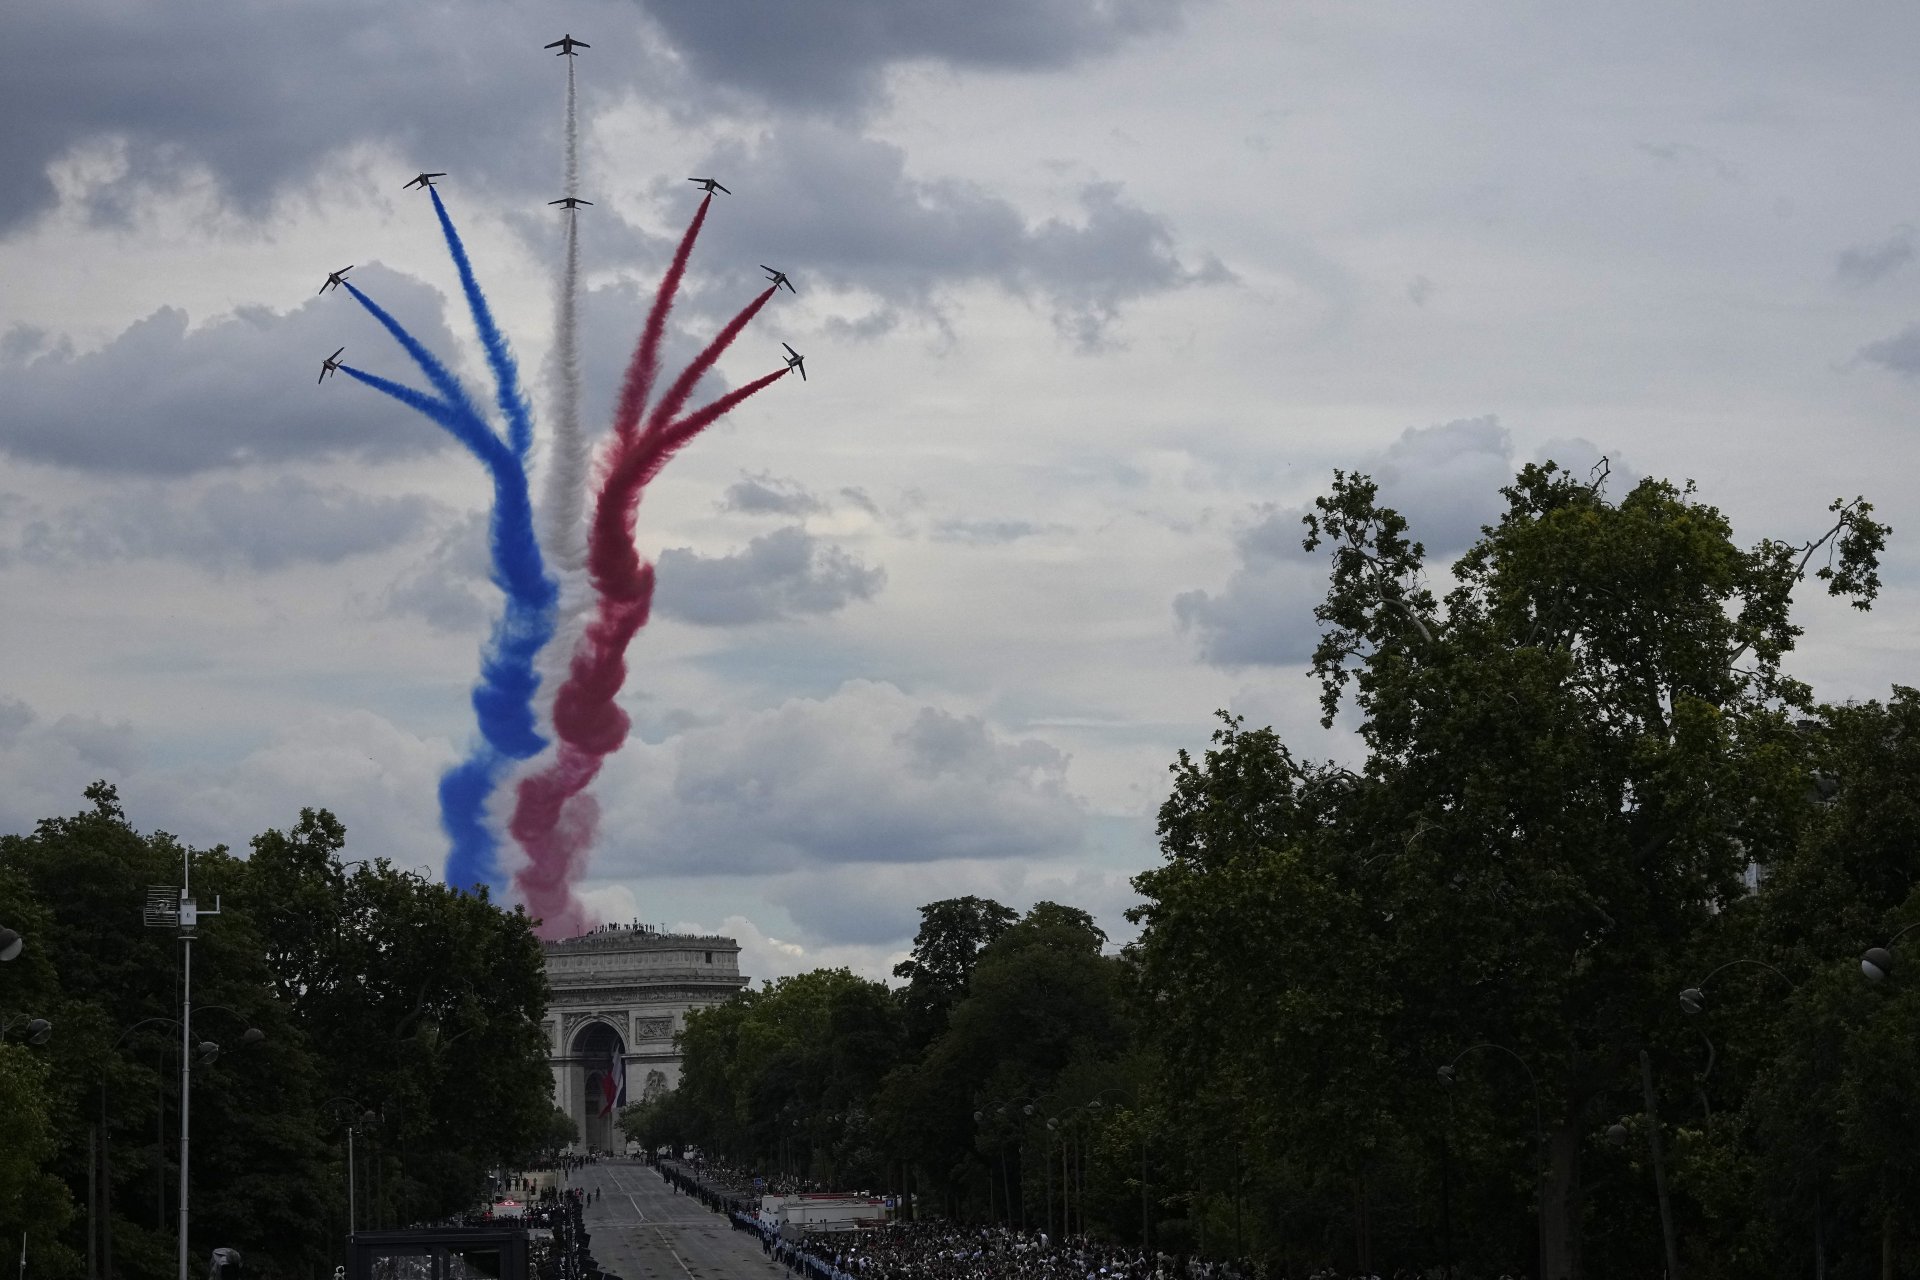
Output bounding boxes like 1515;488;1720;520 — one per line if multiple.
586;680;1087;878
0;695;449;863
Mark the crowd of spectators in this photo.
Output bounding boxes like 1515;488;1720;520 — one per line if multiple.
658;1157;1467;1280
759;1220;1263;1280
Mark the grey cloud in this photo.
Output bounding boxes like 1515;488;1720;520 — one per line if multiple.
897;706;1065;781
1837;227;1915;288
1635;140;1742;183
0;696;146;836
0;698;33;745
930;518;1053;544
0;265;466;474
564;276;733;444
775;873;925;947
5;476;432;572
0;1;660;233
678;125;1230;345
0;700;448;862
1370;416;1514;554
822;310;904;342
1173;563;1325;668
1860;325;1920;378
655;526;884;626
2;0;1190;235
381;512;493;633
720;474;825;517
592;680;1085;876
1174;417;1520;668
636;0;1192;113
839;488;881;516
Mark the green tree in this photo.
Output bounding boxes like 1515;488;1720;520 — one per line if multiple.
1679;688;1920;1279
243;810;554;1222
893;896;1018;1051
878;902;1128;1219
0;787;559;1280
675;968;901;1185
546;1107;580;1151
0;1039;76;1277
1134;462;1888;1279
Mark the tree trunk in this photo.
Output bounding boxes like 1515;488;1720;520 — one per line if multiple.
1540;1119;1583;1280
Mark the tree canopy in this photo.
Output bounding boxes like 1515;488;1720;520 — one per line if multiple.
647;459;1913;1280
0;787;555;1280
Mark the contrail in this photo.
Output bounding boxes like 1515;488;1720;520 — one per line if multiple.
542;56;588;573
612;194;711;443
509;194;714;922
509;275;788;937
639;287;778;439
429;188;538;459
335;279;556;897
511;368;788;938
341;282;484;423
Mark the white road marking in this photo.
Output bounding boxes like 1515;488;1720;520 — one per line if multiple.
653;1227;696;1278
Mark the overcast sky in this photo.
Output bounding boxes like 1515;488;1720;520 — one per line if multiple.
5;0;1920;983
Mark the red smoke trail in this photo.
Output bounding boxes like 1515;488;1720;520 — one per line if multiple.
639;287;778;442
511;281;788;937
611;194;711;444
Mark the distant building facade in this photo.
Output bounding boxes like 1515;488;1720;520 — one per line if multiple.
541;926;748;1151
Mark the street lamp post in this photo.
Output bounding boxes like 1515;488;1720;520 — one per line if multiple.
141;852;228;1280
1084;1090;1152;1251
1021;1100;1060;1239
0;927;23;962
1678;958;1800;1280
328;1099;381;1237
97;1013;263;1280
972;1107;1016;1225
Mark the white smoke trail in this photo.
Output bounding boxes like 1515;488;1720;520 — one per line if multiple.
512;53;595;900
542;56;587;574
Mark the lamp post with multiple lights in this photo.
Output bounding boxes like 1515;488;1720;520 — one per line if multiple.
327;1098;382;1238
95;1013;263;1280
140;852;230;1280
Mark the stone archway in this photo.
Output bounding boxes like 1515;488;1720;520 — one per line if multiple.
571;1020;627;1152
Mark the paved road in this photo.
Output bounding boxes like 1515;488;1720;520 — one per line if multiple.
575;1159;785;1280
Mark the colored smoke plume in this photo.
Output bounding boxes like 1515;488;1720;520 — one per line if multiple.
336;228;556;896
510;255;786;937
542;56;588;573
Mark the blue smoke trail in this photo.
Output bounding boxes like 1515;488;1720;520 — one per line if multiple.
341;282;485;424
428;188;538;460
335;293;556;897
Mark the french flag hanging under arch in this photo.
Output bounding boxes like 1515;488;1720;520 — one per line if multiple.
597;1046;624;1117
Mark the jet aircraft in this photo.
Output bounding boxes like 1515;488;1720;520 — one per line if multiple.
545;34;589;55
549;197;594;209
319;266;353;294
761;265;795;294
688;177;731;195
403;172;446;190
781;343;806;381
319;347;345;384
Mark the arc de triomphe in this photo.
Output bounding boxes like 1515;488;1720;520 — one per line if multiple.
541;926;749;1150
